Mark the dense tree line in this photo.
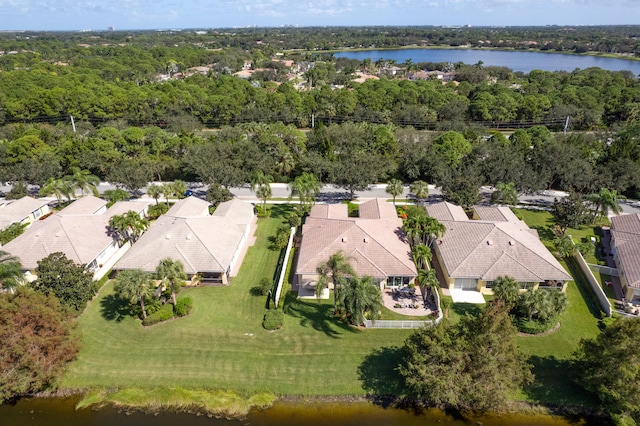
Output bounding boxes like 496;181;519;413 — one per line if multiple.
2;121;640;199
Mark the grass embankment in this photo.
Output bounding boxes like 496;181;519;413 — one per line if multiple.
63;204;412;413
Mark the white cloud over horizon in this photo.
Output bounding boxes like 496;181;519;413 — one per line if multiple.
0;0;638;30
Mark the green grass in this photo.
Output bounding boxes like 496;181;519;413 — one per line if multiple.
62;204;412;396
508;208;602;406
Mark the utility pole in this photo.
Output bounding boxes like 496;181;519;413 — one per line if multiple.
563;116;570;134
70;115;76;133
311;113;315;128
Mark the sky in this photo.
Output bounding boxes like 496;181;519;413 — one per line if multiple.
1;0;639;31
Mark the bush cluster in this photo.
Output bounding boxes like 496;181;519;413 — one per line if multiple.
175;297;193;317
254;205;271;217
142;303;174;326
262;309;284;330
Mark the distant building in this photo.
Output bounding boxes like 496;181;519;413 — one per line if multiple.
0;197;50;232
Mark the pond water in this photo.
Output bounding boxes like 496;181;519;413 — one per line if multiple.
334;48;640;75
0;396;604;426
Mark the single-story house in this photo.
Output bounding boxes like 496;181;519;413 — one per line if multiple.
114;197;255;285
426;201;571;293
0;196;50;232
3;196;149;281
610;214;640;301
295;198;417;297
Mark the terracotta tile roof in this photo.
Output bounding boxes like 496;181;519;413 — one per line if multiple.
297;199;416;279
3;199;148;270
433;204;571;282
114;198;253;275
611;214;640;288
0;196;49;229
309;204;348;219
358;198;398;219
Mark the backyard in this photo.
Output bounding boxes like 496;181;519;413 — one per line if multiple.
61;205;604;408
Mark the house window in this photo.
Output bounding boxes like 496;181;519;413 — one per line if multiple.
387;276;410;287
519;282;535;290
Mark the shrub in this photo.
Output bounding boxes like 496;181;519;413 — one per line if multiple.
147;203;169;220
0;222;28;245
175;297;193;317
142;303;174;326
262;309;284;330
254;205;271;217
253;277;273;296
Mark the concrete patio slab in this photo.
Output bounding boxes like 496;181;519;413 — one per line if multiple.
450;289;486;304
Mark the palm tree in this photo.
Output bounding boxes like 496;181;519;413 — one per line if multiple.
250;171;273;211
316;251;355;314
108;214;128;246
0;250;23;292
417;268;440;303
289;172;321;213
256;183;272;211
411;243;432;270
410;180;429;204
161;183;174;204
156;258;187;306
66;167;100;197
276;151;296;177
490;182;518;205
587;188;624;224
122;211;149;243
114;269;154;319
39;177;72;204
385;179;403;206
338;275;382;326
147;183;162;205
554;235;577;259
173;180;188;199
491;275;520;307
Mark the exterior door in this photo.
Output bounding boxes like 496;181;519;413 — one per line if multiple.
454;278;478;291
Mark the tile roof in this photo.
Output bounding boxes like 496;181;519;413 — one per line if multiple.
114;197;254;275
611;214;640;288
309;203;348;219
57;195;106;215
432;202;571;282
3;199;148;270
297;199;416;279
358;198;398;219
425;201;469;222
0;196;49;229
474;205;520;223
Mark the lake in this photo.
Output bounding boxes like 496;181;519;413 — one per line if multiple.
0;396;604;426
334;48;640;75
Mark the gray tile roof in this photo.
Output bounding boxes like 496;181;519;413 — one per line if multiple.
114;197;254;275
0;196;49;229
425;201;469;222
3;199;148;270
611;214;640;288
58;195;106;216
297;199;416;279
432;203;571;282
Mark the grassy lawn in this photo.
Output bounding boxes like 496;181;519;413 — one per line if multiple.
62;204;412;396
508;209;603;406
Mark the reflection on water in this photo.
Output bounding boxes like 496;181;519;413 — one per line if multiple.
0;397;604;426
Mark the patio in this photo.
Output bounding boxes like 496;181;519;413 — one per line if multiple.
382;286;436;316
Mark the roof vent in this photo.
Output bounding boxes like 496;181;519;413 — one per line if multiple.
165;234;171;240
186;234;192;240
487;240;493;246
342;237;347;243
437;239;443;245
509;240;515;246
363;237;369;243
55;232;61;238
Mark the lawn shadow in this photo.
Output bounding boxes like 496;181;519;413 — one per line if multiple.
357;346;406;406
532;223;557;242
283;291;355;338
270;204;295;220
100;293;133;322
452;303;483;317
523;355;601;420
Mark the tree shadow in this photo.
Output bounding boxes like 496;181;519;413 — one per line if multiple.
357;346;406;406
270;204;295;219
523;355;602;421
282;292;355;338
100;293;133;322
452;303;483;317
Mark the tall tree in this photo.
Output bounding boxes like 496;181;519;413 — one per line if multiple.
573;317;640;424
587;188;624;224
114;269;154;319
289;172;321;213
250;171;273;212
0;288;79;404
338;275;382;326
33;252;96;313
173;180;188;199
38;177;72;204
316;251;356;314
417;268;440;303
155;258;187;307
385;178;404;206
552;193;591;234
146;183;162;205
398;302;533;413
65;167;100;197
411;243;432;271
0;250;23;292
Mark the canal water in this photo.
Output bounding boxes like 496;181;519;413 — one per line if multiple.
334;48;640;75
0;396;604;426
